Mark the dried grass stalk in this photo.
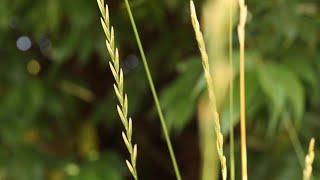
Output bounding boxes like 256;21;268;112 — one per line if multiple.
237;0;248;179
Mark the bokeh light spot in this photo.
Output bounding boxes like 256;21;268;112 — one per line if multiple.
125;54;139;69
16;36;32;51
27;59;41;75
65;163;80;176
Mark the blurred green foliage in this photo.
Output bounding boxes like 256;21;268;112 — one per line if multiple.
0;0;319;179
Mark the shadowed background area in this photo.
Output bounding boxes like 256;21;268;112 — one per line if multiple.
0;0;319;179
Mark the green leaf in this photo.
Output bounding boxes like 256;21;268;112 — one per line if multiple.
283;56;317;88
51;32;79;62
159;57;202;133
257;63;304;136
283;55;320;107
221;50;262;134
221;69;262;134
67;151;125;180
0;146;48;180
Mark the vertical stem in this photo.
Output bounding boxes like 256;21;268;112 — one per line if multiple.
198;98;218;180
123;0;182;179
229;0;235;179
238;1;248;179
284;114;305;168
240;35;247;180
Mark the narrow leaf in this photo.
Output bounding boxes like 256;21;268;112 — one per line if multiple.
113;84;122;104
128;117;132;141
100;18;109;40
132;144;138;168
117;106;128;129
119;69;124;95
106;41;114;61
105;4;109;29
109;62;118;83
122;132;132;153
110;27;115;52
126;160;136;178
97;0;105;18
114;48;119;73
123;94;128;119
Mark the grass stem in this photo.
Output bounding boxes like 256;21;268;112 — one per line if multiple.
123;0;182;179
284;115;305;168
237;0;248;179
229;0;235;179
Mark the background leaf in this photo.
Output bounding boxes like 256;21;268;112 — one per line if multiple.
257;63;304;136
160;57;202;133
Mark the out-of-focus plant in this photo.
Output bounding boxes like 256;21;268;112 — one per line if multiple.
0;0;319;179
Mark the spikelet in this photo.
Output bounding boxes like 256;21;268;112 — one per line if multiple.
303;138;315;180
97;0;138;179
190;1;227;180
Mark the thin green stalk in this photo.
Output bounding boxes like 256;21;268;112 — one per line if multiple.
284;114;305;168
229;0;235;179
122;0;182;179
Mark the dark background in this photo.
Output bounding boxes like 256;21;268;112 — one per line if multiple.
0;0;319;179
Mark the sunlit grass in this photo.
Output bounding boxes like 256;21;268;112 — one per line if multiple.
97;0;138;179
190;1;227;179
